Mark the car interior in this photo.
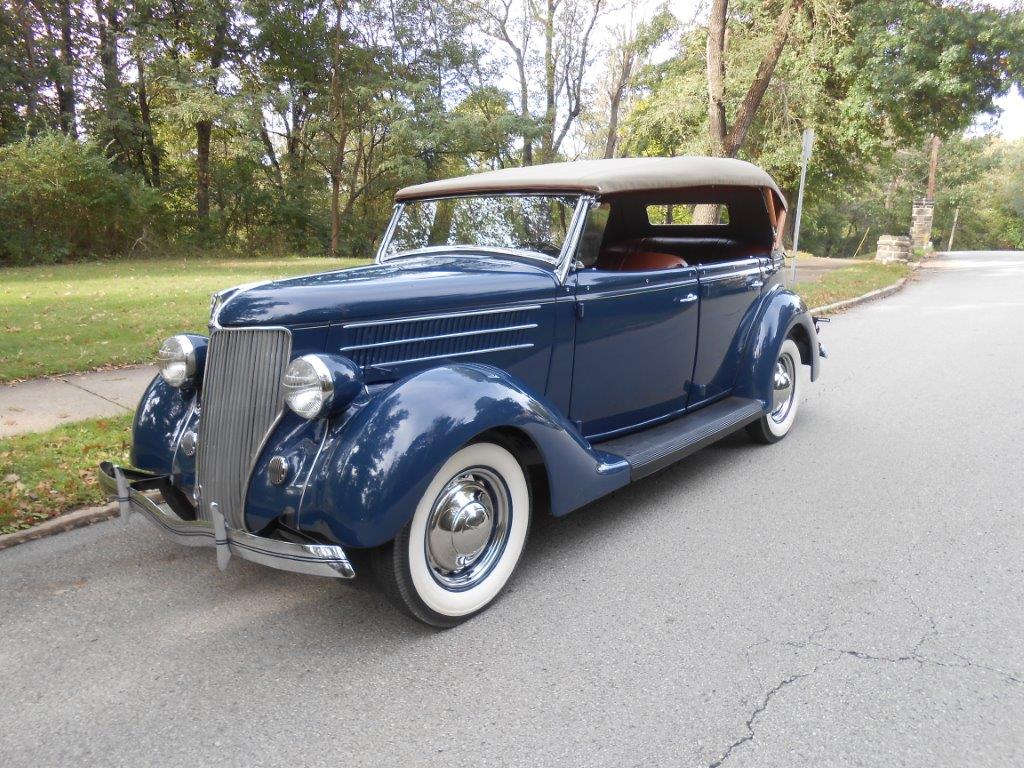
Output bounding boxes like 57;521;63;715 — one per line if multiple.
577;185;780;271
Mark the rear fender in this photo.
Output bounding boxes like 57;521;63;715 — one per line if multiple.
299;363;630;549
734;287;819;410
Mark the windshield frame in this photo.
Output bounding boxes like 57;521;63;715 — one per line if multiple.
376;192;589;276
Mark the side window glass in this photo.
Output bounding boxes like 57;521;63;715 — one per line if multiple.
575;203;610;268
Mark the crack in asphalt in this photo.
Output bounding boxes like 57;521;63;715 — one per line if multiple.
785;627;1024;688
707;662;829;768
709;611;1022;767
949;653;1024;685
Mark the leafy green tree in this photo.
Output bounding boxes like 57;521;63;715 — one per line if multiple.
0;0;1019;263
625;0;1022;249
841;1;1023;141
0;132;163;263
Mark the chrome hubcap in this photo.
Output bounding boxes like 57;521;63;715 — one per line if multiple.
425;467;510;590
770;352;796;424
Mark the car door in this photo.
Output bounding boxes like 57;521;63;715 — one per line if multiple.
569;266;700;439
689;257;769;407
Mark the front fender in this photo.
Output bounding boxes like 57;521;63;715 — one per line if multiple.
131;375;197;482
299;364;630;549
734;286;819;409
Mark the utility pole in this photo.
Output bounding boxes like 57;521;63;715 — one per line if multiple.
947;207;960;252
790;128;814;284
926;135;940;200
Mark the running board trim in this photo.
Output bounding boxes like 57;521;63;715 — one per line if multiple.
594;397;764;480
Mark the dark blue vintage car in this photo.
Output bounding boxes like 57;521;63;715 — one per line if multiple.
101;157;823;626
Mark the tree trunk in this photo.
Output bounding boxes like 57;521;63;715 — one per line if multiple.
603;91;622;159
95;0;119;106
330;173;341;257
884;175;898;209
697;0;727;229
57;0;76;136
136;55;160;187
724;0;801;156
259;122;283;192
196;119;212;223
15;1;39;128
604;51;633;159
195;2;230;228
517;54;532;165
94;0;131;161
541;0;556;162
327;0;349;257
705;0;728;156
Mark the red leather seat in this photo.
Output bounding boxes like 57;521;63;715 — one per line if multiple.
596;239;687;271
642;237;763;260
596;237;768;270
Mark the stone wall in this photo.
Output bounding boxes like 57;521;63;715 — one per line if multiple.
875;235;911;263
910;198;935;250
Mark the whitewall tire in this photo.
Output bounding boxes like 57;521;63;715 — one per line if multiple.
747;338;802;444
374;441;531;627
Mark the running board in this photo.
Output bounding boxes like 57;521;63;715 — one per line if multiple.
594;397;764;480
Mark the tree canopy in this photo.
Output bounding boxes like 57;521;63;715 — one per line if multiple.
0;0;1021;264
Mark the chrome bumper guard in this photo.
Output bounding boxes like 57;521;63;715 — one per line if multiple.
98;462;355;579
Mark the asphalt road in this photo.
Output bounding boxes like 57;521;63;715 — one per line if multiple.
2;250;1022;767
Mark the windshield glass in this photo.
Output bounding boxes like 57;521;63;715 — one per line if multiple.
383;194;579;262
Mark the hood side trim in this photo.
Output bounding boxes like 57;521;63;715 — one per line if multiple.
342;303;543;329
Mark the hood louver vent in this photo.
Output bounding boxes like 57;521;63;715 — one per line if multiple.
340;305;539;369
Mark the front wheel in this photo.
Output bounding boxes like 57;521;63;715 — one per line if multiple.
747;338;802;444
374;441;531;627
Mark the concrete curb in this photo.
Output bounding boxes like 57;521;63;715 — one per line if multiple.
809;261;921;315
809;277;908;314
0;501;117;551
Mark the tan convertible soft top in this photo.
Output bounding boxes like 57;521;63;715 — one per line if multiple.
395;156;786;207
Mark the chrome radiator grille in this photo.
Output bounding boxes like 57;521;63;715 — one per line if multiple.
197;327;292;529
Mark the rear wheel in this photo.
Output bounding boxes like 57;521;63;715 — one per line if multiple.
747;338;801;444
374;441;531;627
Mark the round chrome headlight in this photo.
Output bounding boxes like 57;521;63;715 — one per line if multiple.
157;335;197;388
282;355;334;419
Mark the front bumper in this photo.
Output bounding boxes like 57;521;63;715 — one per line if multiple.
98;462;355;579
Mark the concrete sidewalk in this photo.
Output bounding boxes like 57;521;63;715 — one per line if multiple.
787;254;866;283
0;366;156;438
0;257;862;439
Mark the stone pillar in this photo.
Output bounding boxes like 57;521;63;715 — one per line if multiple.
875;235;911;263
910;198;935;250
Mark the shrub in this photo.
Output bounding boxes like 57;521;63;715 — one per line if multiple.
0;133;164;264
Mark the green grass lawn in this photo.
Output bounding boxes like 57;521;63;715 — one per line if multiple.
0;413;133;533
796;261;911;311
1;253;911;383
0;255;369;382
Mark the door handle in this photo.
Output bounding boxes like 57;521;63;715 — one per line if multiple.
675;293;699;304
